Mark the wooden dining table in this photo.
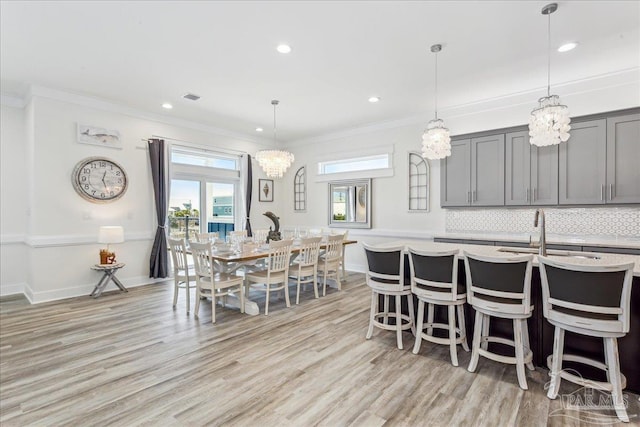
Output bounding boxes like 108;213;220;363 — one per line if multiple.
207;238;357;315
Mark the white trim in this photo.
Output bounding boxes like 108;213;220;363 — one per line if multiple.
26;85;275;147
346;229;435;240
0;283;27;297
0;234;26;245
24;231;154;248
0;93;27;108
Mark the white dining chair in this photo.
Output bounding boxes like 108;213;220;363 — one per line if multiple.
245;239;293;315
289;236;322;304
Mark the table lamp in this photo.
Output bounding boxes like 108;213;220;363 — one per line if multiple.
98;226;124;264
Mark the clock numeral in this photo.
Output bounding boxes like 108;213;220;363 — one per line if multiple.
91;163;97;168
92;190;96;195
117;179;122;183
115;171;121;176
99;162;106;167
83;168;91;174
81;176;87;182
101;193;105;198
84;184;89;189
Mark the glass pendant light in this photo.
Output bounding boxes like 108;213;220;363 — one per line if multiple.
529;3;571;147
256;100;295;179
421;44;452;160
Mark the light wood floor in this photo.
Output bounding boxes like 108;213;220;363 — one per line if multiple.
1;273;638;426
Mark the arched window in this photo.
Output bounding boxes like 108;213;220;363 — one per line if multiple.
408;152;429;211
294;166;306;211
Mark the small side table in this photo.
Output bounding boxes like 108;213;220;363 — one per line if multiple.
90;263;127;298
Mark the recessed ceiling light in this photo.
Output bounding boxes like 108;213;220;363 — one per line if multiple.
277;44;292;54
368;96;380;103
162;103;173;109
255;127;264;132
558;42;578;52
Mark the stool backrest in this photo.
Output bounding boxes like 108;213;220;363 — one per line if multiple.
408;248;460;301
538;256;635;334
363;243;405;290
463;251;533;315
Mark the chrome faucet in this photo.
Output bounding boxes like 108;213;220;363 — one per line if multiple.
532;209;547;256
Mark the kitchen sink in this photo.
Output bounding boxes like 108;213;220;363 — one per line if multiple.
497;247;601;260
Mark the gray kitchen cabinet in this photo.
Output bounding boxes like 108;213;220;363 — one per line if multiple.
441;139;471;206
559;119;607;205
441;135;505;206
505;131;558;206
606;113;640;204
471;134;505;206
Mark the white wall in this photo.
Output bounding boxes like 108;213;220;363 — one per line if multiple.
0;89;282;301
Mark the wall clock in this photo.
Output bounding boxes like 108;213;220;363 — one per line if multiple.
72;156;128;203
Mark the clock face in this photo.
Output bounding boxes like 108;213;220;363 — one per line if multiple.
72;157;128;203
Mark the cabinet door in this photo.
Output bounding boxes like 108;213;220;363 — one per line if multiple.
505;131;531;205
531;144;558;205
471;134;505;206
559;119;606;205
607;114;640;204
440;139;471;206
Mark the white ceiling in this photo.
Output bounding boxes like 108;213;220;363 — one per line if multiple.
1;1;639;142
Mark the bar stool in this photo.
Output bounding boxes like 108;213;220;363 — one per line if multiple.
464;251;534;390
538;256;635;423
408;247;469;366
363;243;415;350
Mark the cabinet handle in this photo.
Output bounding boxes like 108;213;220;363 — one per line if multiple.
526;188;530;202
533;188;537;202
601;184;605;201
609;184;613;201
467;191;471;204
472;190;476;202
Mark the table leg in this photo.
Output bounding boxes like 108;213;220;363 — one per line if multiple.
106;270;128;292
91;273;110;298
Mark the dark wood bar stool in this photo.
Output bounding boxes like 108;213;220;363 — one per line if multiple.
408;247;469;366
464;251;535;390
363;243;415;350
538;256;635;423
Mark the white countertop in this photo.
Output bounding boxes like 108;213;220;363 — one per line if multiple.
377;240;640;277
433;232;640;250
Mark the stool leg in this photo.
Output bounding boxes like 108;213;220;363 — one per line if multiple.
173;278;180;308
468;311;483;373
366;291;376;340
426;303;434;336
265;284;270;316
395;295;403;350
547;326;565;399
296;275;301;305
457;304;470;352
522;319;535;371
240;284;245;314
514;319;528;390
448;305;459;367
481;314;490;351
284;279;291;308
211;292;217;324
194;286;201;318
185;273;191;313
413;299;425;355
312;268;319;299
604;337;629;423
383;295;389;325
407;294;416;336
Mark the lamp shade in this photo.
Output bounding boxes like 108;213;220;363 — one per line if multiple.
98;226;124;244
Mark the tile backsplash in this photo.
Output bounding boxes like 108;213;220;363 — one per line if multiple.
446;207;640;238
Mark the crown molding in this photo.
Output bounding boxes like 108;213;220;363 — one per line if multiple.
287;67;640;147
0;92;27;108
25;85;276;147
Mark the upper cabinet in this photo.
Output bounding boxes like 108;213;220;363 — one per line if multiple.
505;131;558;206
440;108;640;208
441;135;504;206
559;119;607;204
606;113;640;204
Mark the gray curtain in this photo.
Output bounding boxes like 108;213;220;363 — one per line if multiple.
245;154;253;236
148;139;168;278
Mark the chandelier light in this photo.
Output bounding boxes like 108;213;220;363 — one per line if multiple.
421;44;451;160
256;100;294;179
529;3;571;147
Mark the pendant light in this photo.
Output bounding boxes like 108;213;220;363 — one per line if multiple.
256;100;294;179
528;3;571;147
421;44;451;160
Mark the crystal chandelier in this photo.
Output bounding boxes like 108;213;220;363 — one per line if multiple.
256;100;294;179
421;44;451;160
529;3;571;147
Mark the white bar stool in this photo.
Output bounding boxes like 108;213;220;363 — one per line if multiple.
538;256;635;423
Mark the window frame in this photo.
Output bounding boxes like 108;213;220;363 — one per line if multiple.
408;151;430;212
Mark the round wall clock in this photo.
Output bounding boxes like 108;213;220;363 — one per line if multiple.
72;156;128;203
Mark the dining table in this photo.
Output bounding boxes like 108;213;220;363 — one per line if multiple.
207;238;357;315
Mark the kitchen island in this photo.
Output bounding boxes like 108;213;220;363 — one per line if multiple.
373;240;640;393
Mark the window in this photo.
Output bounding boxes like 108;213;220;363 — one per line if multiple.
294;166;306;211
169;145;240;240
315;146;394;182
318;154;389;175
408;152;429;211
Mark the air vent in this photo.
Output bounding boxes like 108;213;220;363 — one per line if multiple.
182;93;201;101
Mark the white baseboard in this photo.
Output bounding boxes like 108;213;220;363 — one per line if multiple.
0;282;27;298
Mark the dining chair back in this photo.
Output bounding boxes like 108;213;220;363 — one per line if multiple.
167;237;195;313
319;234;344;296
289;236;322;304
245;239;294;315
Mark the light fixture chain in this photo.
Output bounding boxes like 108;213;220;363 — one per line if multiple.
434;50;438;120
547;10;551;97
273;102;277;142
